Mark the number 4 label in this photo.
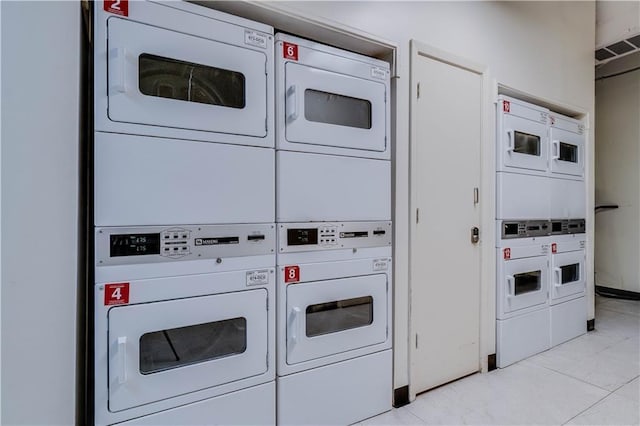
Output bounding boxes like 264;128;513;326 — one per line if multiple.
104;0;128;17
104;283;130;306
284;266;300;284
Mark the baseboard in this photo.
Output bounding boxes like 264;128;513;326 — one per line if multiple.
587;319;595;331
596;285;640;300
393;386;410;408
488;353;497;371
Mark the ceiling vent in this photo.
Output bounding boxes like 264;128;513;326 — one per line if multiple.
596;33;640;64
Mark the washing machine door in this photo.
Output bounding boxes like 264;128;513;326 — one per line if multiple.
107;288;268;412
106;17;268;141
285;274;388;365
551;250;585;301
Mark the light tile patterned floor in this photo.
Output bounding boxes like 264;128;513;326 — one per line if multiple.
363;296;640;425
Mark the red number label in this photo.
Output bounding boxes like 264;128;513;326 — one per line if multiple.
283;42;298;61
104;283;130;306
284;266;300;284
503;248;511;260
551;243;557;254
104;0;128;16
503;100;510;113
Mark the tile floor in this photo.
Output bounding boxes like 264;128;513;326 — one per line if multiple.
363;296;640;425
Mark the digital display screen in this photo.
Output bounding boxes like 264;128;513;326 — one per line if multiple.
287;228;318;246
110;233;161;257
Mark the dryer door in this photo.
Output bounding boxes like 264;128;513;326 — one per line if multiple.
107;17;267;140
285;274;388;365
551;250;585;301
550;126;584;177
284;62;386;153
500;256;549;315
500;113;548;173
107;288;268;412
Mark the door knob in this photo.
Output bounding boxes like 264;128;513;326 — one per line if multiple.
471;227;480;244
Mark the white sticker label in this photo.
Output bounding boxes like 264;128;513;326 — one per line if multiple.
541;244;550;255
246;269;269;286
244;30;267;49
373;258;389;271
579;241;586;249
540;112;548;124
371;66;387;80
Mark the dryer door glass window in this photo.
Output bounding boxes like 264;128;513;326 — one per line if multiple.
139;317;246;374
560;263;580;284
514;270;541;295
306;296;373;337
304;89;371;129
514;131;541;156
559;142;578;163
139;54;245;109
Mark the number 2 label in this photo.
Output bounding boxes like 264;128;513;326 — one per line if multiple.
104;0;128;17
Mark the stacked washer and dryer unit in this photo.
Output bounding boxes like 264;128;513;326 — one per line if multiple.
92;2;277;424
274;35;393;425
496;96;587;368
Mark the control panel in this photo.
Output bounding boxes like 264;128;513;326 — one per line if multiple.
279;221;392;253
96;223;275;266
501;220;550;239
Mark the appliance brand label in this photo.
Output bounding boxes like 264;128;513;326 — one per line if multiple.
371;67;387;80
541;244;550;254
246;270;269;286
579;241;586;249
503;100;510;113
283;42;299;61
503;248;511;260
284;265;300;283
104;283;130;306
104;0;128;16
373;258;389;271
244;30;267;49
195;238;238;246
578;124;585;135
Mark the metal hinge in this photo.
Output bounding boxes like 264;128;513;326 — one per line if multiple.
474;187;479;205
416;208;420;224
417;83;420;99
415;334;419;349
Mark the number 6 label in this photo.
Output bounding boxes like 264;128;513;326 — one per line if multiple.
283;42;299;61
284;266;300;284
104;283;130;306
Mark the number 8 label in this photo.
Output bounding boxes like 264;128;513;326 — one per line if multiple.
284;265;300;283
283;42;299;61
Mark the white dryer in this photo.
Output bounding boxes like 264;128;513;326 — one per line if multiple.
548;222;587;347
276;222;393;425
275;34;391;222
93;224;276;425
496;225;551;368
94;1;275;227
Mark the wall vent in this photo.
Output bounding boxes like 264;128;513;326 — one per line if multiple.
596;32;640;65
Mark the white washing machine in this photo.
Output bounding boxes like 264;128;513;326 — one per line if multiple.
94;1;275;227
549;222;587;347
496;223;551;368
93;224;276;425
275;33;391;222
276;221;393;425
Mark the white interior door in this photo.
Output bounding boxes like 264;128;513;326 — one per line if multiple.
410;43;482;394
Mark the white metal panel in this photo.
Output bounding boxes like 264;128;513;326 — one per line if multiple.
550;249;586;302
285;274;387;365
108;289;268;412
549;297;587;347
496;172;550;220
119;382;275;425
549;177;586;219
284;62;386;152
277;350;392;426
496;308;550;368
94;133;274;226
497;254;549;318
276;151;390;222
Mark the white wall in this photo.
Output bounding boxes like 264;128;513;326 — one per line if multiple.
1;2;81;424
596;1;640;47
267;0;596;393
594;67;640;293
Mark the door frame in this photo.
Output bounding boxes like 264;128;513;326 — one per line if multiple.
408;40;494;399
